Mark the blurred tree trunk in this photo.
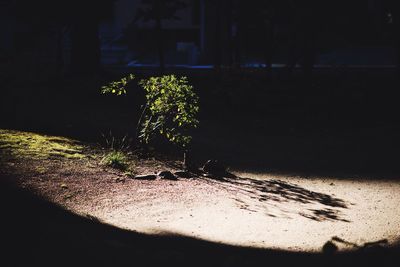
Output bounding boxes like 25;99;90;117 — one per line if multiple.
56;27;65;76
385;0;400;75
226;0;233;67
155;0;165;72
264;20;275;72
286;1;297;77
234;1;244;69
286;29;298;77
302;30;316;82
214;0;222;69
286;0;319;82
301;8;317;83
70;19;100;76
397;33;400;75
303;0;322;83
395;8;400;74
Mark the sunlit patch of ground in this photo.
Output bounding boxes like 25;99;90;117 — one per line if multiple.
90;172;400;252
1;129;400;253
0;129;85;159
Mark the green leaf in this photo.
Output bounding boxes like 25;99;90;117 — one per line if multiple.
137;74;199;149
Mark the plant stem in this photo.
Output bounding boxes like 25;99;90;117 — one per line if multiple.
136;103;148;142
183;149;191;170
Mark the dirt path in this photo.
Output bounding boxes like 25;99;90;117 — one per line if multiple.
1;129;400;253
63;172;400;252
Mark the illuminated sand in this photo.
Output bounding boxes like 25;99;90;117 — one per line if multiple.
2;131;399;253
78;173;400;252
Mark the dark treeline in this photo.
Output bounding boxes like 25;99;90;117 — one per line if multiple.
211;0;400;73
5;0;115;78
2;0;400;80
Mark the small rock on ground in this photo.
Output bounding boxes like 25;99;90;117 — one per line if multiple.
174;171;194;178
133;174;157;180
157;171;177;180
202;160;226;176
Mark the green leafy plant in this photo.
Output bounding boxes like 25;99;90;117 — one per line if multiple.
100;74;199;161
101;151;128;170
138;75;199;149
101;74;135;96
98;131;134;171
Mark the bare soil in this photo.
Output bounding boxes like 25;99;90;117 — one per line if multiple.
1;129;399;255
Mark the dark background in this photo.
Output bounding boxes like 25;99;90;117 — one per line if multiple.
1;1;400;266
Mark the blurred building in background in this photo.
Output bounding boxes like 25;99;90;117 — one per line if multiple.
0;0;398;79
99;0;396;68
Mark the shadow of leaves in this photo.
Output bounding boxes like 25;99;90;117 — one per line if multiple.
204;175;350;222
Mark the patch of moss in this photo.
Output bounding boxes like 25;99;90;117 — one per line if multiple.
35;166;48;174
0;129;85;160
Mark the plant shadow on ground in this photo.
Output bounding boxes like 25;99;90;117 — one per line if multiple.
204;174;350;222
0;178;397;267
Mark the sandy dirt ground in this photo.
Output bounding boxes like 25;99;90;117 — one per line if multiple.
1;130;399;253
15;159;399;253
67;172;400;253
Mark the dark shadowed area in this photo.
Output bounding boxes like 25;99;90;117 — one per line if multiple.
1;0;400;266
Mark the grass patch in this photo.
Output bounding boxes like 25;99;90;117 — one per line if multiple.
0;129;85;160
35;166;48;174
101;151;129;170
